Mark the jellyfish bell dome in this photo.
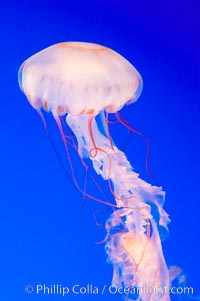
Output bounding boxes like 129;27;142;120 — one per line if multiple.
18;42;143;116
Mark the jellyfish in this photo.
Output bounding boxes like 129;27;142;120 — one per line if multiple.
18;42;171;300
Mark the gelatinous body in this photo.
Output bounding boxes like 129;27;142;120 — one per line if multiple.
18;42;142;115
18;42;170;300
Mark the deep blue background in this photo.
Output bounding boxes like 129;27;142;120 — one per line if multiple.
1;0;199;300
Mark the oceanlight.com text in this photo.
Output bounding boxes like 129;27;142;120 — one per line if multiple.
25;283;194;297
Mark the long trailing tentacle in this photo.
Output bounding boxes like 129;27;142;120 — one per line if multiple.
115;111;159;186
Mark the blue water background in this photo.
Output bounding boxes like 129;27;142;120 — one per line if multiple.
1;0;199;300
